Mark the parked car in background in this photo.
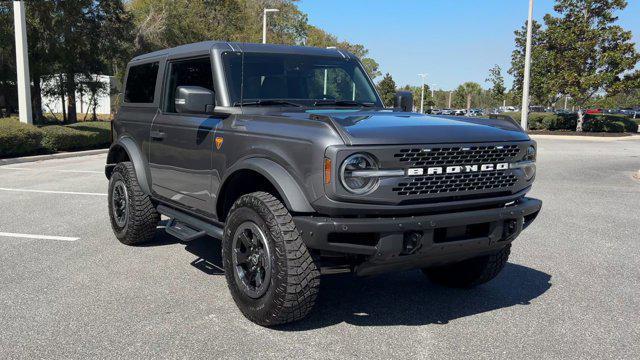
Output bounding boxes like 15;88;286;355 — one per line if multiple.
431;108;443;115
454;109;466;116
441;108;454;115
466;109;483;117
585;108;603;115
620;108;639;118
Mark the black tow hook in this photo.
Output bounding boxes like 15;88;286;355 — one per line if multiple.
401;231;423;255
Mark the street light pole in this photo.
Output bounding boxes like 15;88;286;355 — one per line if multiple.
262;8;279;44
520;0;534;130
13;1;32;124
418;73;427;114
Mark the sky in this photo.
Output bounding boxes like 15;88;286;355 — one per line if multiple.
298;0;640;91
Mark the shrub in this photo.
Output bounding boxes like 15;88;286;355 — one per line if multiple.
584;114;638;132
0;118;44;158
40;122;110;152
542;113;576;130
582;117;627;133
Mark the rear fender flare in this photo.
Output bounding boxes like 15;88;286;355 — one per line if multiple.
106;137;151;195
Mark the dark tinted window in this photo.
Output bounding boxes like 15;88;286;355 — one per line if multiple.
164;57;214;113
124;62;159;103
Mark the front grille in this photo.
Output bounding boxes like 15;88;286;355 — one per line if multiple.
394;145;520;167
392;171;518;196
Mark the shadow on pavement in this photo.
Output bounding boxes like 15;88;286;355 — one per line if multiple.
279;263;552;330
142;228;224;275
147;228;551;329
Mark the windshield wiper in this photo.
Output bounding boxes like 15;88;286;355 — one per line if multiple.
313;100;375;107
234;99;302;107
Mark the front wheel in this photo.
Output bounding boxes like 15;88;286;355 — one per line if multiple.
222;192;320;326
423;245;511;288
108;162;159;245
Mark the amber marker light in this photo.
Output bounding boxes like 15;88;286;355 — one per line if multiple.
324;158;332;184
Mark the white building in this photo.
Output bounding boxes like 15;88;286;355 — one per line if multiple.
41;74;117;116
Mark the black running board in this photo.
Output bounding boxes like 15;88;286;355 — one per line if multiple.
157;205;224;240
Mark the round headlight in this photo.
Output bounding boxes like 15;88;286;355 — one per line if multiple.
340;153;379;194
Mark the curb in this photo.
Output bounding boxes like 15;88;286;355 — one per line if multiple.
529;134;639;141
0;148;108;166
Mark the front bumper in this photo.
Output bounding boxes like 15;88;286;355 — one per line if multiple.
294;197;542;276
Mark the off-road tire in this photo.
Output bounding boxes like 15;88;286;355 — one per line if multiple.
222;192;320;326
423;245;511;288
108;162;159;245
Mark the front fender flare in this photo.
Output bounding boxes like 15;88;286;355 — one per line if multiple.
105;137;151;195
222;158;315;213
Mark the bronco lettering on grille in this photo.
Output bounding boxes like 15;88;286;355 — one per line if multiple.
406;163;509;176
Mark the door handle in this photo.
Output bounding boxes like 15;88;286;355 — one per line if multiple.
151;130;166;140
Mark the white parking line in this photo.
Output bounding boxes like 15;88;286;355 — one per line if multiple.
0;187;107;196
0;232;79;241
0;167;102;174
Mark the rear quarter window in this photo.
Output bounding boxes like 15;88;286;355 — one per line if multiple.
124;62;159;103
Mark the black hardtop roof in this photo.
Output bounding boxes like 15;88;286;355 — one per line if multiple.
130;41;355;63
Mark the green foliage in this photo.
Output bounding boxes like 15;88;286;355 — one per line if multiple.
305;25;380;80
545;0;639;130
377;74;397;108
509;19;559;106
0;119;43;158
502;112;633;133
582;117;625;132
1;0;382;119
585;114;638;132
543;113;577;130
40;122;111;152
0;119;110;157
453;82;482;109
486;64;506;102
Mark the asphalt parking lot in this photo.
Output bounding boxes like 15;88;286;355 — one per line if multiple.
1;136;639;359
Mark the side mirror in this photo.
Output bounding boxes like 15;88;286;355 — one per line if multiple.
394;91;413;112
175;86;215;114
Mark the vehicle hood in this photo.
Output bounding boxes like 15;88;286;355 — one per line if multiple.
301;110;530;145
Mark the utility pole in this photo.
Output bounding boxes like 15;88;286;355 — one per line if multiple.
418;74;427;114
520;0;534;130
564;96;569;110
13;1;33;124
448;91;453;109
262;8;279;44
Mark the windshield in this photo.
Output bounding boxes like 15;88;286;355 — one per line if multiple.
222;52;382;107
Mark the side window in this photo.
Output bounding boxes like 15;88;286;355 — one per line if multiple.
164;57;214;113
124;62;159;103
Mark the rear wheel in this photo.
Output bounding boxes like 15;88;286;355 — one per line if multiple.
423;245;511;288
222;192;320;326
108;162;159;245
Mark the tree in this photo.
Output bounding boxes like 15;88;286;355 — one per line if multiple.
377;73;396;107
508;19;561;107
0;4;16;114
545;0;639;131
305;25;381;80
486;64;505;104
453;82;482;110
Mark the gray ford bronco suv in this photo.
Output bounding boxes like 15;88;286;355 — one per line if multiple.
106;41;541;326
